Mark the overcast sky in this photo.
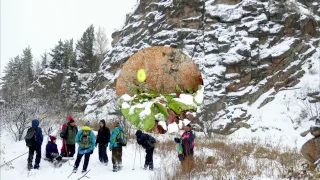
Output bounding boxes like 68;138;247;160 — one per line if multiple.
0;0;137;77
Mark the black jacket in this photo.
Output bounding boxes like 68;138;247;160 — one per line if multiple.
96;125;110;145
137;133;155;150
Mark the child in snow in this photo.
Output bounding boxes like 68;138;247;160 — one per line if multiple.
46;136;63;167
109;121;123;172
174;123;195;173
73;121;95;173
25;119;43;170
95;119;110;165
135;130;156;170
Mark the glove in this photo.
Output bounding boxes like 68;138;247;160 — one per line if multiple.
174;137;180;143
90;150;93;154
109;147;112;151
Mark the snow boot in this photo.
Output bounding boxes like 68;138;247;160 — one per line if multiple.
104;161;108;166
143;164;148;170
113;165;118;172
34;164;40;169
118;163;123;170
73;167;78;173
149;163;154;171
27;163;33;170
81;170;86;173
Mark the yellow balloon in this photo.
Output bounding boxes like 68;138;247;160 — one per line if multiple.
137;69;146;82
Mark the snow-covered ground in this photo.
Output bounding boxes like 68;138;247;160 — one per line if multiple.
0;133;158;180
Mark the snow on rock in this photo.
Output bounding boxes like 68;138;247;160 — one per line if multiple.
158;120;167;130
168;123;179;133
84;0;320;147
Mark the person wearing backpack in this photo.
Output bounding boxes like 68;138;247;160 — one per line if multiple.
109;121;125;172
60;116;78;157
73;121;95;173
25;119;43;170
45;136;63;167
95;119;110;165
174;123;195;173
135;130;156;170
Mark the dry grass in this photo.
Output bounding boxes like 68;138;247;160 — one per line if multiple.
152;136;320;180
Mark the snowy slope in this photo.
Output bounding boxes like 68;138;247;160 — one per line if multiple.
0;133;156;180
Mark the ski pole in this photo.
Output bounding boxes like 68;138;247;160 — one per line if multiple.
0;151;28;167
132;144;137;170
139;146;142;168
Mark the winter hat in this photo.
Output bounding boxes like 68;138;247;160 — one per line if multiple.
69;119;75;123
84;121;90;126
135;130;142;137
100;119;106;126
67;115;73;121
49;136;56;142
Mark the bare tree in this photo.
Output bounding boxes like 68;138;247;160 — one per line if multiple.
94;26;109;58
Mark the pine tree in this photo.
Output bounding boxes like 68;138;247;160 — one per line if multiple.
49;39;64;70
76;24;96;73
41;51;48;69
21;46;34;83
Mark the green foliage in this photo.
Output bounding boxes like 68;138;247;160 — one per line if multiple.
175;84;182;92
154;102;169;120
76;24;98;73
168;99;196;114
186;87;194;94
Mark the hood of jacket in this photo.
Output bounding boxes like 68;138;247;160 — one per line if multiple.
32;119;40;127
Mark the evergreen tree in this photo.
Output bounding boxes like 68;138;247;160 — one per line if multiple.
41;50;48;69
76;24;96;73
21;46;34;83
49;39;64;70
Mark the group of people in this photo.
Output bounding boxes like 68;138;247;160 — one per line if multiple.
25;116;196;173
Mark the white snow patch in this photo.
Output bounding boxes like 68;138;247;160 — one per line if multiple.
158;120;167;131
168;123;179;133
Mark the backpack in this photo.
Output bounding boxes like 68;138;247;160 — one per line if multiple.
25;127;37;147
116;131;127;146
79;130;91;149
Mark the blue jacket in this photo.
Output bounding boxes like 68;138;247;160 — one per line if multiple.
32;119;43;146
46;141;58;158
109;126;122;149
75;126;95;155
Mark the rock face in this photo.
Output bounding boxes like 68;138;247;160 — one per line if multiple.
85;0;320;134
31;68;95;111
116;46;203;97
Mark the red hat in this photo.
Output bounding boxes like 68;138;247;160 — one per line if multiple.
49;136;56;142
67;115;73;121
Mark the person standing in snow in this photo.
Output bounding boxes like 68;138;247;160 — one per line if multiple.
73;121;95;173
174;124;195;173
109;121;123;172
60;116;78;157
135;130;156;170
25;119;43;170
45;136;63;167
95;119;110;165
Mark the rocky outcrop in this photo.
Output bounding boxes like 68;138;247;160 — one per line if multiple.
31;68;95;111
85;0;320;134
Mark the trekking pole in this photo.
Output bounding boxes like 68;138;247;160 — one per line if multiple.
132;144;137;170
139;146;142;168
0;151;28;168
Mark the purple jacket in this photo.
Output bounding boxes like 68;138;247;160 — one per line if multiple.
46;141;58;158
